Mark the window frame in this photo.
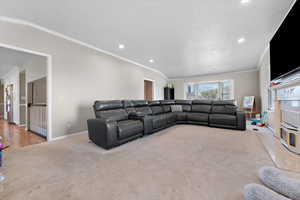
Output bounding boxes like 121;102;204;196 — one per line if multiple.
184;80;234;100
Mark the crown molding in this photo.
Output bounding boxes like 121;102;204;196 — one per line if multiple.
257;44;270;69
0;16;168;79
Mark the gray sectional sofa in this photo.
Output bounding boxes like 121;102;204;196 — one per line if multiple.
87;100;246;149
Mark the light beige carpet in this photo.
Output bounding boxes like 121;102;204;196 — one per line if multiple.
1;125;274;200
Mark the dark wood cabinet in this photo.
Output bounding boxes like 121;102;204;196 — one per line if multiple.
164;87;175;100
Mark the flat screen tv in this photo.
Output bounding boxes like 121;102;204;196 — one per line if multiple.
270;0;300;81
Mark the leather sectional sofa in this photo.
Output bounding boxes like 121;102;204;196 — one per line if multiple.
87;100;246;149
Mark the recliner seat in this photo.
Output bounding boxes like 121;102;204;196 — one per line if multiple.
88;100;144;149
88;99;246;149
186;100;211;125
174;100;192;123
209;100;246;130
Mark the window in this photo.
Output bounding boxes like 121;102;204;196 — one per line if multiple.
184;80;234;100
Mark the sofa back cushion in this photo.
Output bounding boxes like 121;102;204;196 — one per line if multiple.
148;101;160;106
94;100;123;111
98;109;128;121
151;106;164;115
211;100;237;115
132;100;152;115
160;100;175;113
175;100;192;112
135;107;153;115
132;100;148;107
162;105;171;113
94;100;128;121
122;100;136;114
191;100;212;113
148;101;163;115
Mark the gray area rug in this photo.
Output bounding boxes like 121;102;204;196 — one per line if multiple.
2;125;274;200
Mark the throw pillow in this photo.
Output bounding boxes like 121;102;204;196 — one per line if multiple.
171;105;182;112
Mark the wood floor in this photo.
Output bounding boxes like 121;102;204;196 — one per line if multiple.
0;120;46;151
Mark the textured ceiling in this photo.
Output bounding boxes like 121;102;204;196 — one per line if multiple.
0;0;294;78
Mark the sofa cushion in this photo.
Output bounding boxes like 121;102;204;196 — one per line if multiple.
213;100;235;106
152;114;167;129
94;100;123;111
97;109;128;121
187;113;209;122
192;100;212;105
160;100;174;113
122;100;136;114
191;105;212;113
209;114;237;126
135;106;152;115
162;105;172;113
148;101;160;106
211;100;236;115
122;100;134;108
176;112;187;121
175;100;192;105
132;100;148;107
175;100;192;112
182;105;192;112
211;105;237;115
164;112;177;124
151;106;164;115
94;100;127;119
191;100;212;113
160;100;175;105
117;120;143;140
125;107;136;115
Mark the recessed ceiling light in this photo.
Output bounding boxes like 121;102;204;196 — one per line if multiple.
241;0;251;5
238;37;245;44
149;59;154;63
118;44;125;49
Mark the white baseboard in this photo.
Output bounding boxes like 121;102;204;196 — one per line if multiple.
51;130;88;141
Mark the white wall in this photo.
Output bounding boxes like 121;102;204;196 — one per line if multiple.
258;48;270;112
0;20;167;138
169;70;261;110
258;47;276;129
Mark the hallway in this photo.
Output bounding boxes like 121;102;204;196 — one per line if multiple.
0;120;45;151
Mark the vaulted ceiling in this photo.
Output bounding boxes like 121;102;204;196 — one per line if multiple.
0;0;294;78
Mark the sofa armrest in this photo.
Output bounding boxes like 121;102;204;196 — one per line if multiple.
142;115;153;135
236;111;246;130
87;118;118;149
128;113;153;135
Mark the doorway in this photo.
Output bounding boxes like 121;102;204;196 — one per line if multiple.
0;45;49;149
144;79;154;101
